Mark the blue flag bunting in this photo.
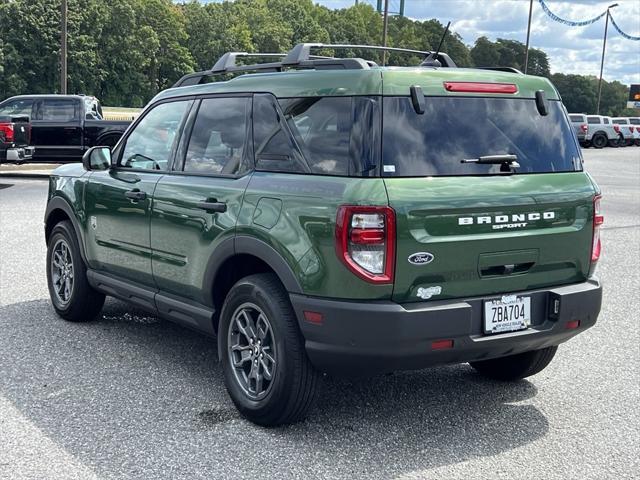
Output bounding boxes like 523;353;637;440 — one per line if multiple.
609;14;640;41
538;0;639;41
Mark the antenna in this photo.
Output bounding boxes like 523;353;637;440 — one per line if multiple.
422;21;451;67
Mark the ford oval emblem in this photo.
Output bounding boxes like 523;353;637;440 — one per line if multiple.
408;252;434;265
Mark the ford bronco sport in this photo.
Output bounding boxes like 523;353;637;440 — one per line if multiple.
44;43;603;426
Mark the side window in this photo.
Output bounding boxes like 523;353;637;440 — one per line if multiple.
587;116;600;124
120;101;190;171
0;99;33;117
280;96;380;176
41;99;79;122
183;97;250;175
603;117;609;124
253;94;307;174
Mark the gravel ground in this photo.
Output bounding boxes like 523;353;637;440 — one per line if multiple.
0;147;638;480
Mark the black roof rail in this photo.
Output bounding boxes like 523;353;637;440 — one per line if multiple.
283;43;457;68
173;56;371;88
173;50;361;88
476;66;523;74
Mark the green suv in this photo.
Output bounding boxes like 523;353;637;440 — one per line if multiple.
44;43;603;426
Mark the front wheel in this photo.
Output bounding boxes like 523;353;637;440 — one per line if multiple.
46;221;105;322
469;346;558;381
219;273;320;426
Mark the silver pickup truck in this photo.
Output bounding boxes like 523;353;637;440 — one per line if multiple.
570;114;623;148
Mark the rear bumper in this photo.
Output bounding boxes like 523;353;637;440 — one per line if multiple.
290;278;602;376
1;146;34;162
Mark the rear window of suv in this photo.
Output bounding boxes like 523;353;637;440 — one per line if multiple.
382;97;581;177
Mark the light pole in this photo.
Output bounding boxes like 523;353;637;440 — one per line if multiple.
381;0;390;66
524;0;534;74
61;0;67;94
596;3;618;114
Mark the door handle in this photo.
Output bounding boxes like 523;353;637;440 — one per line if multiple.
125;189;147;201
197;199;227;213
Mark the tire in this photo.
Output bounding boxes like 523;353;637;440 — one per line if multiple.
469;346;558;381
608;137;619;148
592;133;607;149
98;135;119;149
46;220;105;322
635;139;640;146
219;273;320;426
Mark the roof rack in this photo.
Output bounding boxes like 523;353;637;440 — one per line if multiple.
172;42;458;88
283;43;457;68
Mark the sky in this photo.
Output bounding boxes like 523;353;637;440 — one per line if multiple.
315;0;640;85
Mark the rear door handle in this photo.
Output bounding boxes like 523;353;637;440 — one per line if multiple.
197;200;227;213
125;189;146;201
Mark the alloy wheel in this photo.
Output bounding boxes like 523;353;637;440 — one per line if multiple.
227;302;277;400
51;238;74;306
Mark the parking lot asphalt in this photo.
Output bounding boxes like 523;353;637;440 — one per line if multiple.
0;147;639;480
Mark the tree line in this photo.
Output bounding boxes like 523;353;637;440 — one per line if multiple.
0;0;632;115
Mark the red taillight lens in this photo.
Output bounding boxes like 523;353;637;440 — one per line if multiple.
443;82;518;94
580;124;588;133
591;195;604;263
0;123;14;143
613;125;620;134
335;205;395;283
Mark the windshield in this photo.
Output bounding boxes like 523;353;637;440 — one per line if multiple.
382;96;582;177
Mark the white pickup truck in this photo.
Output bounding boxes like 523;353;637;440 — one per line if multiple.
611;117;640;146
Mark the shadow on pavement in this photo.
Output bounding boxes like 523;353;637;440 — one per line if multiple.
0;298;549;478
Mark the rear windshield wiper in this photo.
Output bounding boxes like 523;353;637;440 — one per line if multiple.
461;154;520;172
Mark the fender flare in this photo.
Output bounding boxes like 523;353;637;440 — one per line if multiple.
44;197;89;265
202;235;302;307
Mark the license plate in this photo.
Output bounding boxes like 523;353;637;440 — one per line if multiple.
484;295;531;334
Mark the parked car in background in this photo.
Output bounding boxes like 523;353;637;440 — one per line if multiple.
0;95;131;162
629;117;640;146
611;117;639;146
585;115;621;148
0;114;33;163
569;113;588;145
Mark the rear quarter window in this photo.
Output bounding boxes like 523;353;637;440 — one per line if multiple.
587;116;601;124
569;115;584;122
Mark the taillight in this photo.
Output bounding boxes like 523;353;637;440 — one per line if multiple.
443;82;518;94
335;205;395;283
591;195;604;263
580;124;588;133
0;122;14;143
613;125;620;134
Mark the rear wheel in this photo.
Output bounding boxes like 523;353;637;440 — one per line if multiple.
469;346;558;381
219;273;320;426
592;133;607;149
46;221;105;322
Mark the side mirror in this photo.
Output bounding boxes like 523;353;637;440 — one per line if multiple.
82;146;111;171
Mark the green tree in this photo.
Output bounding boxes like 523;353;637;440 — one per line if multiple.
471;36;500;67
